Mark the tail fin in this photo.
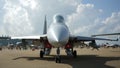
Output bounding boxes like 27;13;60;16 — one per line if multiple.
43;15;47;34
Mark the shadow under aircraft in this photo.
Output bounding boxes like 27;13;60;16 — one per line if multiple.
13;54;120;68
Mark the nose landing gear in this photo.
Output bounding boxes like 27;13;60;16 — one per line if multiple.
55;55;61;63
55;47;61;63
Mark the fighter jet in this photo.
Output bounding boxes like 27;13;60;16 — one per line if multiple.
11;14;118;63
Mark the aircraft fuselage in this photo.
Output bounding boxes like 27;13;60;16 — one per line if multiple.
47;15;69;47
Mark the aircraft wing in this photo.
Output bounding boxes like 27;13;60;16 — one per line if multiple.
70;36;118;49
71;36;118;41
11;35;47;40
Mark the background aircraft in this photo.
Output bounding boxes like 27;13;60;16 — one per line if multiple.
11;14;118;63
91;33;120;37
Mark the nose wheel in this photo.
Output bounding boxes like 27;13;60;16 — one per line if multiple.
55;55;61;63
55;47;61;63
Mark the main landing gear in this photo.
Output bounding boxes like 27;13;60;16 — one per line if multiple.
73;50;77;58
65;48;77;58
40;50;44;58
40;47;52;58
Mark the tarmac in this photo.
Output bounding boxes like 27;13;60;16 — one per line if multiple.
0;48;120;68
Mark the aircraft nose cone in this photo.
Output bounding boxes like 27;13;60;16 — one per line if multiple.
54;34;64;43
47;23;69;47
53;28;69;45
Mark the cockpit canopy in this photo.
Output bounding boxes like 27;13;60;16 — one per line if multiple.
53;14;64;23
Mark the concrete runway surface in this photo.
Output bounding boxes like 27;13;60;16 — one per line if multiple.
0;48;120;68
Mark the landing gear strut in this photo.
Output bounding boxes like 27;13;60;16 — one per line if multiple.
73;50;77;58
55;47;61;63
40;50;44;58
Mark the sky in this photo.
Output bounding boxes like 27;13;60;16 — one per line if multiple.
0;0;120;44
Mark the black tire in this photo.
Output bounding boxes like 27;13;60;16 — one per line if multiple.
58;56;61;63
40;50;44;58
55;59;57;63
55;56;58;63
0;48;2;51
55;56;61;63
73;50;77;58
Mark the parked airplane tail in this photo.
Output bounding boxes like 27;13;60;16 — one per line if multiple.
43;15;47;34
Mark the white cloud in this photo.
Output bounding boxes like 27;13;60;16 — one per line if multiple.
0;0;119;38
3;0;34;36
76;4;94;13
99;12;120;33
58;0;79;6
102;12;120;24
1;0;79;36
66;3;120;36
19;0;39;10
74;25;91;34
66;3;103;36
